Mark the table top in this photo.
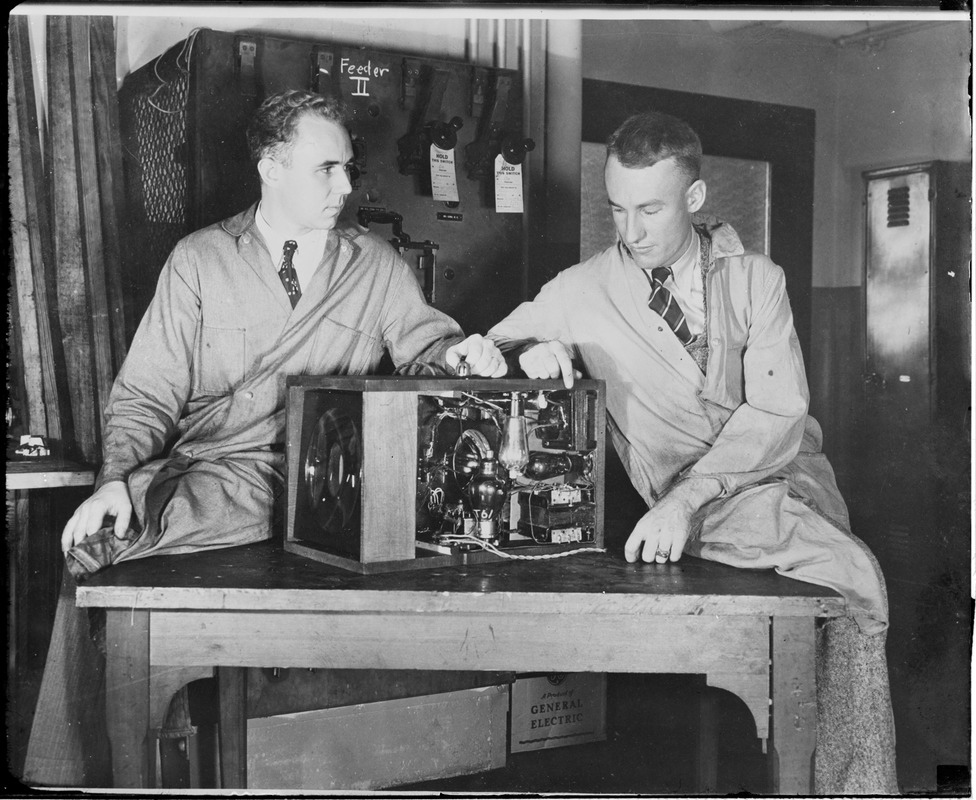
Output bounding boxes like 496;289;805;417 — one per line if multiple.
77;540;846;619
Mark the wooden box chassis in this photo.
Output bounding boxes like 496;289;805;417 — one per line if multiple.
284;376;606;573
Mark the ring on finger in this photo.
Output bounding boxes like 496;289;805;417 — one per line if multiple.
654;549;670;561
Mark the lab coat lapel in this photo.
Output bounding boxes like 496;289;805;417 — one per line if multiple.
238;230;293;313
316;228;362;297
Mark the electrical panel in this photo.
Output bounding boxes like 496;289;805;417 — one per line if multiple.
118;28;532;338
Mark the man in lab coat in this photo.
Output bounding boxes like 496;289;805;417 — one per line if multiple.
60;89;506;575
27;90;507;787
488;111;897;794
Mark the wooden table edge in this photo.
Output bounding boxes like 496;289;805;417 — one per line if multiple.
77;585;847;618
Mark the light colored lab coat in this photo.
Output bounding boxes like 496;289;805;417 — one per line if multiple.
66;205;464;576
490;221;888;634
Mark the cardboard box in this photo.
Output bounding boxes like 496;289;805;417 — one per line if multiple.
509;672;607;753
246;685;508;789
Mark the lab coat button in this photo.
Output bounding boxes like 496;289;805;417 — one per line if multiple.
244;391;254;400
242;234;251;244
711;338;720;346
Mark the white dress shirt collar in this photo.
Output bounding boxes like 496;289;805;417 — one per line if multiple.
255;203;330;293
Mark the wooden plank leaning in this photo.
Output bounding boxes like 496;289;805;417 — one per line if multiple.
9;51;46;435
68;15;116;429
10;16;66;444
48;15;99;461
90;15;129;371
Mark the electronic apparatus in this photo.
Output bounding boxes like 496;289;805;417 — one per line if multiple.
284;376;606;573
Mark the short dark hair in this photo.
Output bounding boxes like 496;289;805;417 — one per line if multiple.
246;90;348;166
606;112;702;185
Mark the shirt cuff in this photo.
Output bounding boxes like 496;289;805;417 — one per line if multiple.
679;469;732;500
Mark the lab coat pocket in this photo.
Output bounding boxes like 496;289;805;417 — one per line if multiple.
307;317;382;375
196;325;246;395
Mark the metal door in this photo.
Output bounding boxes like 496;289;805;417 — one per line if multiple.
864;166;933;422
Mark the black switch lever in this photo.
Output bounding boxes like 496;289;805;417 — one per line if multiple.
501;134;535;165
429;116;464;150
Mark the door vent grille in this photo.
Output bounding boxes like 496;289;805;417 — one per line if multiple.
886;186;911;227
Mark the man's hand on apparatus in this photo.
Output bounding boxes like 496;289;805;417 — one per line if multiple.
518;341;581;388
446;334;508;378
624;476;723;564
61;480;133;553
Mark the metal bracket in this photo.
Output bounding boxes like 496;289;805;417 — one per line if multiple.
236;39;258;100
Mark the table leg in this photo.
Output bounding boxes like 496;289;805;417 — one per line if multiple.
217;666;248;789
696;687;719;793
104;608;152;788
151;666;216;787
769;616;817;794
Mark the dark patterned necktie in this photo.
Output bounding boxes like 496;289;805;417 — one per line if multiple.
278;240;301;308
647;266;693;345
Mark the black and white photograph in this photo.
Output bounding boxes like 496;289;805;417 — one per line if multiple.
7;3;972;796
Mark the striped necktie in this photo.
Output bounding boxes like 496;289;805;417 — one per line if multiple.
647;266;693;345
278;240;301;308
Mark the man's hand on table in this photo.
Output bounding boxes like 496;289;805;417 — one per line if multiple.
61;480;133;553
625;476;723;563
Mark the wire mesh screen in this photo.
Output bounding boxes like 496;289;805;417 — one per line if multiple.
119;65;191;336
132;72;188;227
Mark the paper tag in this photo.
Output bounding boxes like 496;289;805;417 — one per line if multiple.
494;154;524;213
430;144;459;203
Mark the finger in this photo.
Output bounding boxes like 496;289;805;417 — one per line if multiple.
489;358;508;378
114;505;132;540
669;536;686;562
463;335;485;365
469;346;500;377
444;344;461;369
66;505;95;551
651;535;674;564
552;347;575;388
61;513;80;553
84;500;109;538
539;353;560;379
623;529;646;563
518;354;545;379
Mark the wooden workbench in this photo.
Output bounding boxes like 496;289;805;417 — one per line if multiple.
76;540;846;792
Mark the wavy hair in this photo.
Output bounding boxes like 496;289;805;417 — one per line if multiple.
246;90;348;166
